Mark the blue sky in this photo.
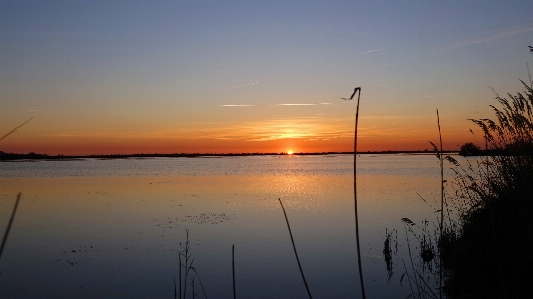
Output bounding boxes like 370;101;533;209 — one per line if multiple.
1;0;532;154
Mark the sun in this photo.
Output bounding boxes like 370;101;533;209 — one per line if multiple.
287;150;294;155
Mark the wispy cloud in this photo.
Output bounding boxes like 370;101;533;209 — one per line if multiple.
19;109;54;112
273;102;336;106
273;103;316;106
440;26;533;51
232;82;258;88
220;102;334;108
358;48;386;55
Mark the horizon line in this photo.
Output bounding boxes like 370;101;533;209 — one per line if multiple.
0;149;458;158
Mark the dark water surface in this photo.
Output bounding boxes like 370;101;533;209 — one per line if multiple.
0;154;449;298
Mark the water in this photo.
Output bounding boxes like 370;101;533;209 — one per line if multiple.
0;154;449;298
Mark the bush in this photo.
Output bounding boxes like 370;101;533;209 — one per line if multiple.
458;142;481;156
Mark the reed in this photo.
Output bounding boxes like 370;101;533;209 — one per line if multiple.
441;81;533;298
177;229;208;299
0;117;33;142
437;109;444;299
0;118;32;260
232;244;236;299
341;86;366;299
352;88;366;299
278;198;313;299
0;193;21;260
387;80;533;298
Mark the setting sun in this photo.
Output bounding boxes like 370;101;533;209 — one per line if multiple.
287;150;294;155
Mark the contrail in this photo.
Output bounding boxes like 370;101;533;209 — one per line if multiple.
358;48;386;54
440;26;533;51
275;103;316;106
0;117;34;141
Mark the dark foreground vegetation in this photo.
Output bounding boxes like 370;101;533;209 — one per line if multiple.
442;81;533;298
389;81;533;299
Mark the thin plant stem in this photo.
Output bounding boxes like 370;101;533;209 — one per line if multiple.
232;244;236;299
189;267;207;299
436;109;443;299
0;117;33;142
0;193;21;260
278;198;313;299
179;254;182;299
182;229;190;299
402;258;416;299
404;224;423;297
353;88;366;299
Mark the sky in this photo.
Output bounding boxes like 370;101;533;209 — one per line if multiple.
1;0;532;155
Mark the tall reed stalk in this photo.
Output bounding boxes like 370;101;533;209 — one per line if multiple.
278;198;313;299
232;244;236;299
436;109;443;299
351;87;366;299
0;193;21;260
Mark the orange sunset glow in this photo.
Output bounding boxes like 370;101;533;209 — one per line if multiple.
1;1;531;156
1;2;532;298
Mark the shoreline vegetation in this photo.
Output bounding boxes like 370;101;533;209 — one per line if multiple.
388;80;533;298
0;150;460;161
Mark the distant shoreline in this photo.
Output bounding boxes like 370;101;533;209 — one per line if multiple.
0;150;459;161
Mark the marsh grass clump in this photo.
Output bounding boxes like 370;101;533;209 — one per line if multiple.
387;81;533;299
441;81;533;298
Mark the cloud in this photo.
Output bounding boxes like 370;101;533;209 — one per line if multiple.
440;26;533;51
19;109;54;112
232;82;258;88
273;103;316;106
358;48;386;55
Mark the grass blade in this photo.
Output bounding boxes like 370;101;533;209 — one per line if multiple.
278;198;313;299
0;192;21;260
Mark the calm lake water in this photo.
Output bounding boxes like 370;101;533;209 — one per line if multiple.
0;154;452;298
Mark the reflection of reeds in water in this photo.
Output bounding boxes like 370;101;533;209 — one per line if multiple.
383;228;397;281
0;192;21;260
278;198;313;299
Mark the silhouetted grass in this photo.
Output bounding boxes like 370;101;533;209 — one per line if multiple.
176;229;208;299
387;81;533;299
440;81;533;298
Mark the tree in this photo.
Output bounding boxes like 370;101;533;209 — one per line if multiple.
458;142;481;156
